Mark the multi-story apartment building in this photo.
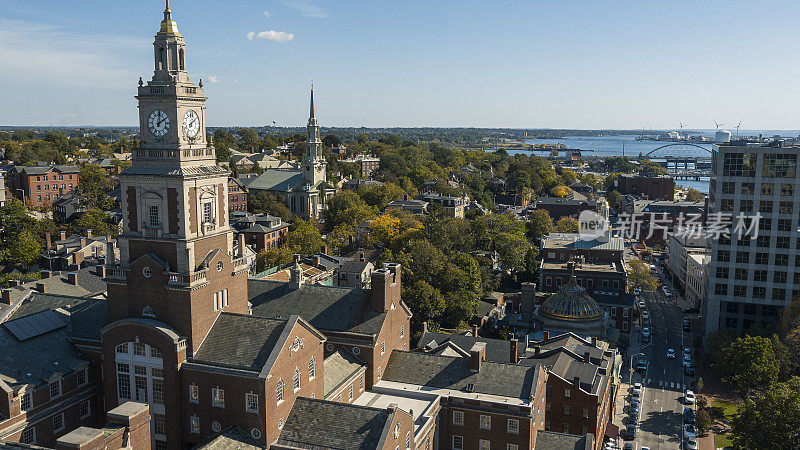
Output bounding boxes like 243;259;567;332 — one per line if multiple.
615;173;675;201
227;178;248;212
230;212;289;251
8;164;80;208
704;142;800;336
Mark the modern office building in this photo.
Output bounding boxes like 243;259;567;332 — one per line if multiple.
703;142;800;336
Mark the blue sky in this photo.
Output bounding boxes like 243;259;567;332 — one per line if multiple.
2;0;800;129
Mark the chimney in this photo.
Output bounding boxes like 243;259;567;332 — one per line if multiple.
68;272;78;285
422;321;428;333
290;255;303;289
106;241;116;265
469;342;486;372
371;264;401;313
584;351;591;363
96;265;107;278
523;333;529;349
472;324;479;337
237;233;246;257
534;346;540;356
60;230;66;241
573;376;581;390
35;282;46;293
80;237;87;248
8;280;20;287
312;255;321;267
591;336;597;346
41;270;51;279
510;338;519;364
55;427;105;450
97;256;106;266
1;289;12;305
359;250;365;262
45;232;52;250
86;228;92;238
94;244;101;258
403;194;408;201
543;331;549;340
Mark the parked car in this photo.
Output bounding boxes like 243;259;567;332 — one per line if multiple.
632;383;643;397
626;424;636;439
636;360;648;373
685;390;696;404
642;311;650;321
638;300;645;308
629;403;639;417
642;327;651;336
623;444;633;450
684;364;695;376
666;348;676;359
684;438;699;450
684;423;697;439
684;407;696;424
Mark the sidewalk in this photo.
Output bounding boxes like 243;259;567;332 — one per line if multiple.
611;325;645;446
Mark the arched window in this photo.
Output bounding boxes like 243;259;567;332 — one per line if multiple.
179;48;185;70
308;358;316;380
276;379;284;404
158;47;165;69
293;368;300;391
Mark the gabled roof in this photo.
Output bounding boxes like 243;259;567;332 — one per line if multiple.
382;351;541;400
324;348;366;397
416;331;523;363
276;398;395;449
242;169;304;193
535;430;593;450
191;313;293;373
192;425;264;449
248;280;388;336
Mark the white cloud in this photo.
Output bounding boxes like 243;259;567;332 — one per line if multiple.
207;75;220;83
247;30;294;42
264;10;271;19
278;0;328;18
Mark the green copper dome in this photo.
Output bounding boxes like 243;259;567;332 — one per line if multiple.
540;283;604;322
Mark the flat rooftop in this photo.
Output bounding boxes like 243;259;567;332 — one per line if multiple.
540;260;625;274
353;388;438;436
543;233;624;252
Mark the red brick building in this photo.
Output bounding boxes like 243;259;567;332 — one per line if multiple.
9;164;80;209
230;212;289;251
228;178;248;212
615;173;675;201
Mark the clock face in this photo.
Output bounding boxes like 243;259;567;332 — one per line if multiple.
183;110;200;138
147;110;170;137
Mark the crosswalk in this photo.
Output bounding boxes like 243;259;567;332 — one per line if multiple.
646;379;686;390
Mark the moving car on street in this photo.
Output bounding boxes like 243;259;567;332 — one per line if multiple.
666;348;676;359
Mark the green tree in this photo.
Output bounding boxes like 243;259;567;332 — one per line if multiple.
684;187;705;202
286;219;324;256
402;280;445;330
322;134;341;148
555;216;579;233
69;208;120;237
247;192;292;221
696;408;713;433
5;228;42;266
256;246;294;272
322;191;376;230
605;189;621;209
718;335;782;394
359;182;406;210
628;259;658;292
494;232;531;275
237;128;260;152
731;377;800;450
526;209;554;240
76;164;115;210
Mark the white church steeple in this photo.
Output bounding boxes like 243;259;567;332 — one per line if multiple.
303;86;326;186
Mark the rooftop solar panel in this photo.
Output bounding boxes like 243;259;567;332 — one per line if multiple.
4;309;68;341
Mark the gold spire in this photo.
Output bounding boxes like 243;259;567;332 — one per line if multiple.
159;0;180;35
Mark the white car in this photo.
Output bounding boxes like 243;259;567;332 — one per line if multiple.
638;300;645;308
685;390;696;404
684;424;697;439
685;438;699;449
666;348;676;359
632;383;643;397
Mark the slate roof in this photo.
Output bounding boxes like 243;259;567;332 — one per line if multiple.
192;426;264;449
382;351;540;400
323;349;366;397
276;397;394;449
339;260;371;274
16;164;79;175
9;293;91;321
242;170;304;192
416;331;524;363
535;430;593;450
0;303;88;388
248;280;387;336
192;313;290;373
68;299;108;342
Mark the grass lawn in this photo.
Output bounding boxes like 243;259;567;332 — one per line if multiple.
710;399;740;449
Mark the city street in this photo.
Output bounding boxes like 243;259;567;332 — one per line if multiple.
616;278;695;449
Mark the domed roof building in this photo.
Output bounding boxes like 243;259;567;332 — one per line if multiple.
540;283;604;322
534;262;610;337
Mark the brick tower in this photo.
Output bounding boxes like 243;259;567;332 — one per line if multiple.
101;4;249;447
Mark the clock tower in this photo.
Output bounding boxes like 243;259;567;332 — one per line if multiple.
106;1;249;356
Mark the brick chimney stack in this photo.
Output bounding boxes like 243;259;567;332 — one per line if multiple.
470;342;486;372
1;289;12;305
68;273;78;285
371;264;401;312
472;324;479;337
422;321;428;333
237;233;246;257
60;230;67;241
86;228;92;238
35;282;46;293
584;351;591;363
510;338;519;364
573;376;581;390
45;232;52;250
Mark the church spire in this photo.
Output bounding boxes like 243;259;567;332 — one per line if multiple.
309;84;316;120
